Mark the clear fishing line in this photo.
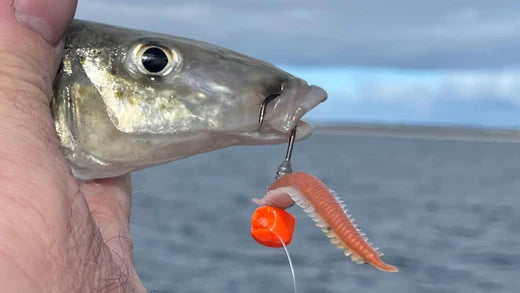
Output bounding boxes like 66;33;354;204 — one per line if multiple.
273;231;297;293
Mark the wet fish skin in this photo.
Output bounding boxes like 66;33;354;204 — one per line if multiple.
52;20;327;180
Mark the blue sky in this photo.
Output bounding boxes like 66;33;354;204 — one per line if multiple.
76;0;520;128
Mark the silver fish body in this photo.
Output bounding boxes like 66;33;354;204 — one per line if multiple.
52;20;327;179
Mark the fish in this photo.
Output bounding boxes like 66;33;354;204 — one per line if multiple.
253;172;398;272
51;20;327;179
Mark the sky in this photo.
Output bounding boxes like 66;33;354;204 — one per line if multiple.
76;0;520;128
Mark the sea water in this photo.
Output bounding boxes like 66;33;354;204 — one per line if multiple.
131;133;520;293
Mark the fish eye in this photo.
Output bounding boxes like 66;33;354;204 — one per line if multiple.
142;47;168;73
135;44;178;76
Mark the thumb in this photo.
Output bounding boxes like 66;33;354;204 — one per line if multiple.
10;0;77;45
0;0;77;100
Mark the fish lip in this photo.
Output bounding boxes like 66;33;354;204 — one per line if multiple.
264;79;328;134
239;120;314;144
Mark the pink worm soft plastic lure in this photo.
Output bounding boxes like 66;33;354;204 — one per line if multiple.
253;172;398;272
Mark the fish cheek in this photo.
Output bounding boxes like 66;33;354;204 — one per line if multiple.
69;82;128;161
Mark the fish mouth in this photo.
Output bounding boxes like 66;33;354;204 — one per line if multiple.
261;79;327;139
232;78;326;144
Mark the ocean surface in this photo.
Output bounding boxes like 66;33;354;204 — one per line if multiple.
129;132;520;293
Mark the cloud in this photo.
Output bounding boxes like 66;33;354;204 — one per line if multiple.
284;66;520;126
75;0;520;69
285;66;520;103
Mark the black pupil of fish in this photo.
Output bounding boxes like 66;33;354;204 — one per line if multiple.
141;47;169;73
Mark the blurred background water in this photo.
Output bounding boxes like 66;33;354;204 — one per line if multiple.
130;132;520;293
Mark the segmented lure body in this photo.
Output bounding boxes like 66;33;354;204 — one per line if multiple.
253;172;398;272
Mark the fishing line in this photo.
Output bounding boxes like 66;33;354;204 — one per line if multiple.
273;231;297;293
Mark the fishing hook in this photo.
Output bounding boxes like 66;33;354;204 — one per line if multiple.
257;94;297;179
276;126;297;179
258;94;280;131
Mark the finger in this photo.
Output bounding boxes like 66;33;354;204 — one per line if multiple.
0;0;77;99
1;0;77;45
79;174;135;264
79;174;146;291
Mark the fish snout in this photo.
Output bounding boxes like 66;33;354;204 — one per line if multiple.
264;78;327;134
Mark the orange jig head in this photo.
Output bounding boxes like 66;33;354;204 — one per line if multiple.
251;206;296;248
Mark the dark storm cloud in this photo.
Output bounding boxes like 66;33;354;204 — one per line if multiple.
77;0;520;69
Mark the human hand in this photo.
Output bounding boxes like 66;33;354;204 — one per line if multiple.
0;1;145;292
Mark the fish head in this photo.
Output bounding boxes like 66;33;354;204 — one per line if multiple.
53;20;327;179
